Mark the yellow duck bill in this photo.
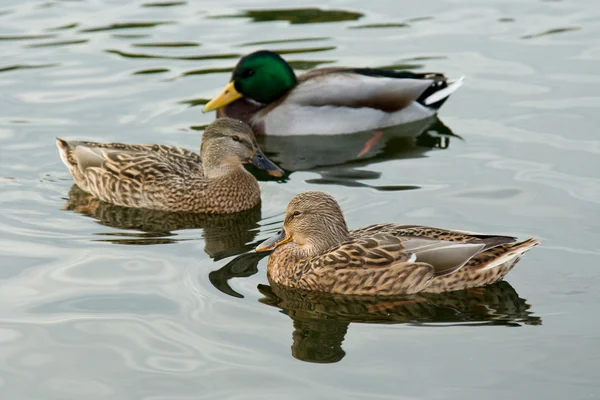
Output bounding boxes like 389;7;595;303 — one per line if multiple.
256;229;292;252
203;81;242;113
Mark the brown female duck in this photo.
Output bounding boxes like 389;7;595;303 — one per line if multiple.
56;118;283;214
256;191;539;295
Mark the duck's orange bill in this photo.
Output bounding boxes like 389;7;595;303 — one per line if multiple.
256;229;292;252
202;81;243;112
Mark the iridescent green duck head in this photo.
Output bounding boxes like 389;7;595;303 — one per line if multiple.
256;191;349;257
203;51;297;112
201;118;284;178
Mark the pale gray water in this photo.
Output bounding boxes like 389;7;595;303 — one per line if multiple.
0;0;599;399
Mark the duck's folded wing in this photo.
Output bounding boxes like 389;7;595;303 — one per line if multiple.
388;226;518;252
320;234;484;275
74;145;175;182
306;234;433;295
399;238;485;277
289;70;435;112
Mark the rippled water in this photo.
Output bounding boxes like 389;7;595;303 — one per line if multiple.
1;0;599;398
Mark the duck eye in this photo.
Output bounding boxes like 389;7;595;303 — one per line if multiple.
232;135;240;142
244;69;255;78
293;211;301;217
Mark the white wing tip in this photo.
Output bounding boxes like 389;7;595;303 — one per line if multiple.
424;75;465;106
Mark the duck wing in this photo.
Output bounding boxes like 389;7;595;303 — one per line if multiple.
352;224;517;252
58;140;202;178
286;67;463;112
56;139;202;208
306;233;486;295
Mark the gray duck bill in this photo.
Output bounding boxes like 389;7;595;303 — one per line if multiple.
256;229;290;252
248;150;284;178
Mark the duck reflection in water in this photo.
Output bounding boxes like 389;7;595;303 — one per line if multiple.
62;185;262;259
259;281;541;364
208;252;541;364
256;117;460;191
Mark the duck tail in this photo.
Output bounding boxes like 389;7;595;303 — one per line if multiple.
422;76;465;110
478;238;540;272
56;137;76;169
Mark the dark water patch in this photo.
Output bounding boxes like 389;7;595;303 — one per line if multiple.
273;46;336;55
26;39;88;48
189;124;209;130
0;34;56;41
406;16;433;22
402;56;446;61
498;17;515;23
239;37;330;46
305;178;421;191
106;49;240;61
80;21;174;33
93;238;182;245
210;8;363;25
181;67;233;77
0;64;57;73
36;2;60;8
112;33;151;39
133;41;200;48
133;68;170;75
46;23;78;31
521;26;581;39
320;169;381;181
349;23;409;29
142;1;187;6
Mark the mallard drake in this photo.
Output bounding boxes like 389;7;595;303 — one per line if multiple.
202;50;464;136
256;191;539;295
56;118;283;214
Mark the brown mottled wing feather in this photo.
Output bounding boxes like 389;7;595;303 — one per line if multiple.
301;233;435;296
313;233;415;269
351;224;517;250
59;140;202;173
349;224;518;277
72;142;201;169
70;143;202;209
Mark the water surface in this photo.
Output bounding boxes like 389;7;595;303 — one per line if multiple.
1;0;599;399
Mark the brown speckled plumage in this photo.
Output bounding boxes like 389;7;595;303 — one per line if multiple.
56;118;282;214
256;191;540;296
